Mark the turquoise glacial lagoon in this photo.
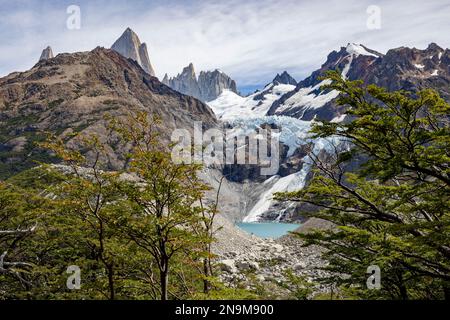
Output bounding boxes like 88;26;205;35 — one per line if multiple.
236;222;300;239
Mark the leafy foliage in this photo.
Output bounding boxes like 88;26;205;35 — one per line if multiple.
277;71;450;299
0;111;237;300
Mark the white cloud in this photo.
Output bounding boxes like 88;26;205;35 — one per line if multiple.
0;0;449;87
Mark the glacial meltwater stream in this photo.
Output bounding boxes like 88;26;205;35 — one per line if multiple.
236;222;300;239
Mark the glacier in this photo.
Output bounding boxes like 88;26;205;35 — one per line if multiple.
207;65;346;222
208;94;342;222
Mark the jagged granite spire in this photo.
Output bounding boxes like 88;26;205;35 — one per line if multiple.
39;46;54;61
198;69;238;102
272;71;297;85
138;42;155;76
163;64;238;102
111;28;156;76
167;63;201;99
162;73;170;85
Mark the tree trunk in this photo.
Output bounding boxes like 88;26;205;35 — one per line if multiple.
203;258;210;294
397;273;408;300
443;283;450;300
107;264;115;300
160;267;168;301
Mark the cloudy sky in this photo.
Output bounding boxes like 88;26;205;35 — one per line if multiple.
1;0;449;93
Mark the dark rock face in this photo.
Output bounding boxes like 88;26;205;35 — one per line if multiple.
111;28;156;76
39;46;54;61
252;72;298;103
0;47;216;178
163;64;238;102
268;43;450;121
272;71;297;85
362;43;450;100
198;70;238;102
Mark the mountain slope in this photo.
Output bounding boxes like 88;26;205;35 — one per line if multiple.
268;43;450;121
0;47;216;178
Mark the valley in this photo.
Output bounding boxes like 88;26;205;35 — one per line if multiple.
1;22;449;300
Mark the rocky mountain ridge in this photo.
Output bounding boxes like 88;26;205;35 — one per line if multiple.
268;43;450;121
163;64;238;102
272;71;297;86
0;47;216;178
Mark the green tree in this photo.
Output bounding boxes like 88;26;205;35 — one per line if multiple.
190;176;224;295
39;134;131;300
0;182;40;297
277;71;450;299
109;112;212;300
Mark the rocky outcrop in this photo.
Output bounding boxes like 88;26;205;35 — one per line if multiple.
111;28;156;76
198;69;238;102
39;46;54;61
162;73;170;85
272;71;297;85
163;63;201;99
163;64;238;102
251;73;298;104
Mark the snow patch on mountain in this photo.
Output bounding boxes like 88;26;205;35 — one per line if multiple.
330;114;346;123
275;80;339;115
341;54;353;80
208;83;296;120
346;43;379;58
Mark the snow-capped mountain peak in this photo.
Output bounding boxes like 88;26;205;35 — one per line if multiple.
272;71;297;86
345;43;379;58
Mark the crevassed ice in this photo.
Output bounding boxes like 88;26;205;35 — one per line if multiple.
243;136;342;222
227;115;312;157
